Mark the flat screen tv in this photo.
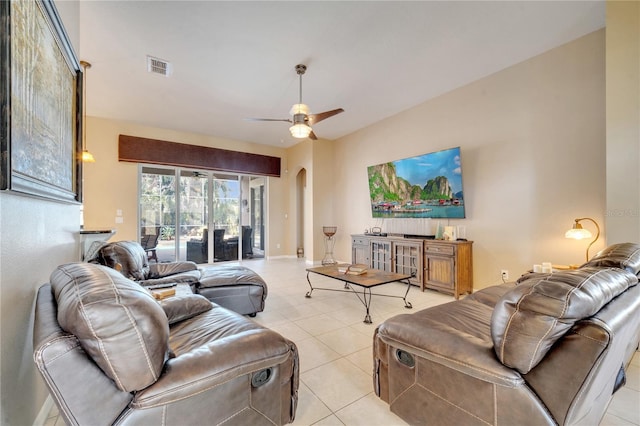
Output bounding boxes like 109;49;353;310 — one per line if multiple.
367;146;466;219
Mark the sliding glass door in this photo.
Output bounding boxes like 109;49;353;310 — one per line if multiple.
140;166;177;262
211;174;240;262
140;166;265;263
250;177;265;256
180;170;208;263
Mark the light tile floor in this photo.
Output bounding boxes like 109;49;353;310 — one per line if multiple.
45;258;640;426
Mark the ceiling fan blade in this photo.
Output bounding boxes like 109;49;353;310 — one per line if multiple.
244;117;292;123
309;130;318;140
308;108;344;125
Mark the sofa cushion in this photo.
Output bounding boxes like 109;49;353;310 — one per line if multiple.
466;283;515;308
583;242;640;275
198;264;268;293
50;263;169;392
491;266;637;374
148;261;198;279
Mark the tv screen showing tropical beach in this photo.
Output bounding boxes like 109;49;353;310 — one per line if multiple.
367;146;465;219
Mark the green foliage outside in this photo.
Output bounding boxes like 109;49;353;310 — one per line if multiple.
140;171;240;240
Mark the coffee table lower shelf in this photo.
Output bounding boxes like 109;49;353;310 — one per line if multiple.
305;266;413;324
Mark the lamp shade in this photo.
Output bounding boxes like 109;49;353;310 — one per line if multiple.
289;103;310;115
289;123;312;138
565;224;592;240
80;150;95;163
565;217;600;262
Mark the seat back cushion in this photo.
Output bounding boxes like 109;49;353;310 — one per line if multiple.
50;262;169;392
491;266;637;374
96;241;150;281
583;242;640;275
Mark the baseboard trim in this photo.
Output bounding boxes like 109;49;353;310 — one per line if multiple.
33;396;54;426
266;255;297;260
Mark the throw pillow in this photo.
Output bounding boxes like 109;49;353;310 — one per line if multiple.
160;293;213;325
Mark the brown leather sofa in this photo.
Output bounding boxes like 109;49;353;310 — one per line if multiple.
89;240;267;316
374;243;640;426
33;262;298;425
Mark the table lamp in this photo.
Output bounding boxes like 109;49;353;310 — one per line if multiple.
565;217;600;262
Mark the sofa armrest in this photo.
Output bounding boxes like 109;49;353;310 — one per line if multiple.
148;261;198;278
376;303;524;388
131;328;296;408
139;263;201;287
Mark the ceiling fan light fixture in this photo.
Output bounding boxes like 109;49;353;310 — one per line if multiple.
247;64;343;140
290;103;310;115
289;123;312;138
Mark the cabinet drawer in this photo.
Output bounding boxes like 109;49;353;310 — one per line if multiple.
424;244;455;256
352;237;369;246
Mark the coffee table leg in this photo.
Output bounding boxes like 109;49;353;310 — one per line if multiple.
305;271;314;298
363;287;373;324
403;279;413;309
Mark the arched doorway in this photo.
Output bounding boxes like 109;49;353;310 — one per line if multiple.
296;168;306;258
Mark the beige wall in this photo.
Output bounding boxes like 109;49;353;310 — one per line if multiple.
0;1;82;424
285;140;313;258
82;117;288;256
312;139;337;261
0;194;81;425
606;1;640;242
332;30;606;289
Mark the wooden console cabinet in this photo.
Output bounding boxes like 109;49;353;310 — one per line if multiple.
423;240;473;299
351;235;472;297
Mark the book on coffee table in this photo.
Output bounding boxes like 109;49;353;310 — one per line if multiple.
337;264;369;275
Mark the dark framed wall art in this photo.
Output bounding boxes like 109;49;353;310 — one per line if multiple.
1;0;83;203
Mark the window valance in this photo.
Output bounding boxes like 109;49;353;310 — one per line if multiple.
118;135;281;177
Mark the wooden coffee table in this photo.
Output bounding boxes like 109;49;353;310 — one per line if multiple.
305;265;413;324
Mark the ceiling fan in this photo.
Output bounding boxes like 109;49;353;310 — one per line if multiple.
246;64;344;140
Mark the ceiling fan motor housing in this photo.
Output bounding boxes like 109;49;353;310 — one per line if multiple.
292;113;309;125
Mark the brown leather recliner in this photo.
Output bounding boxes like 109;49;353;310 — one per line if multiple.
33;262;298;425
89;240;267;316
374;243;640;426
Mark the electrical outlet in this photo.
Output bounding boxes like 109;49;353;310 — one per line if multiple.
501;270;509;280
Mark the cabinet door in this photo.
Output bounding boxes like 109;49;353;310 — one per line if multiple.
352;237;370;265
370;239;392;271
393;241;423;285
425;255;455;292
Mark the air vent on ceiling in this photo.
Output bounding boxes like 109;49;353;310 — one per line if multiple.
147;56;172;77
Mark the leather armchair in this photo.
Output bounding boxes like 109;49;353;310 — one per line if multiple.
33;263;298;425
89;240;201;286
89;240;268;317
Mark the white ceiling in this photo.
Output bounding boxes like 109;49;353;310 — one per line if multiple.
77;1;605;148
